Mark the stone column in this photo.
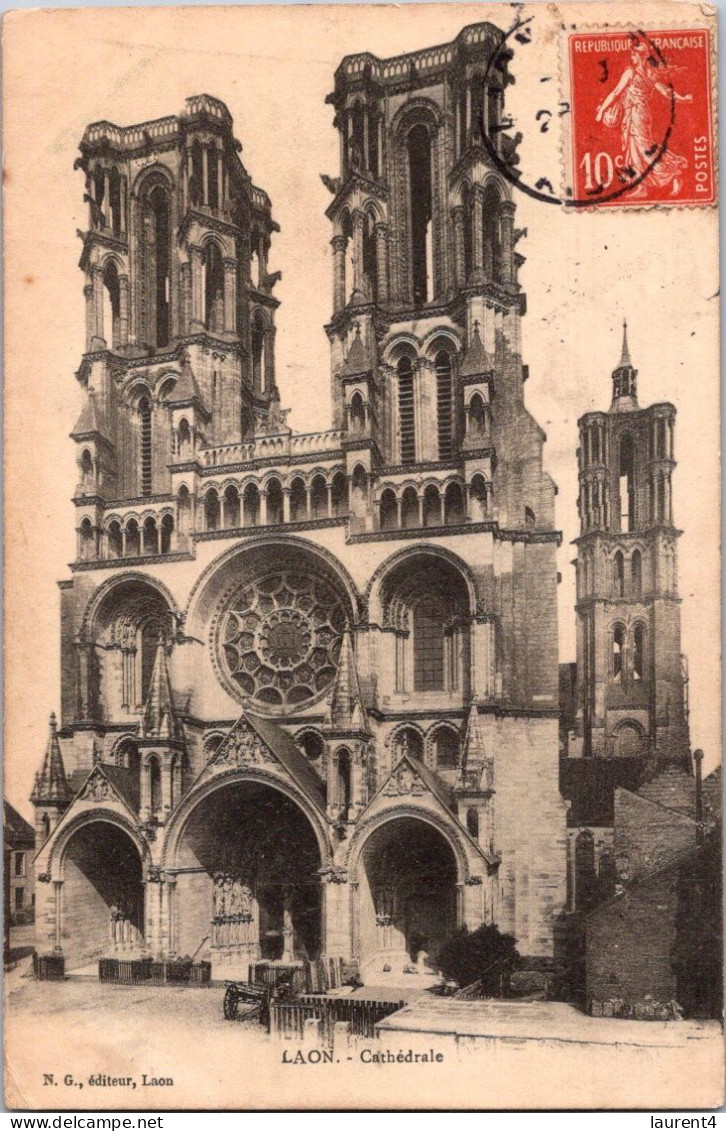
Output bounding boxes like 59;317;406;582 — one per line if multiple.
103;168;111;227
259;490;268;526
363;112;370;172
352;209;365;297
180;261;191;334
120;178;127;237
471;187;485;284
465;84;472;144
223;257;237;333
202;145;209;206
118;275;130;345
139;756;151;823
331;236;346;313
377;118;384;175
282;887;295;963
451;206;465;290
92;265;105;347
53;880;63;953
499;201;516;285
282;487;291;524
217;148;224;211
161;759;173;815
326;752;338;820
84;283;94;352
375;222;389;303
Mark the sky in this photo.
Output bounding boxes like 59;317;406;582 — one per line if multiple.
3;1;721;817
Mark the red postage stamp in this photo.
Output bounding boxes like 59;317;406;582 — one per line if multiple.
567;28;715;207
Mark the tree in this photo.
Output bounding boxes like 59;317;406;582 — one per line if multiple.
437;924;522;993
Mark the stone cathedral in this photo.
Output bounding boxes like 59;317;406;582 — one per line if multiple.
32;23;577;981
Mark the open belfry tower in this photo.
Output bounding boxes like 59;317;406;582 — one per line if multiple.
32;27;568;982
572;325;688;764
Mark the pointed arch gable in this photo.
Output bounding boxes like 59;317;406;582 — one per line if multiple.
161;765;332;872
37;804;150;882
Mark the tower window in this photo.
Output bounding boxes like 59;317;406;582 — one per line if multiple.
251;314;266;392
208;146;219;211
633;624;645;681
204;488;220;531
407;124;433;305
108;167;122;236
149;756;162;813
103;260;121;348
413;596;446;691
394;727;423;761
435;351;453;460
619;435;636;532
612;624;625;683
362;211;377;302
433;727;459;769
336;748;352;819
203;242;224;332
631;549;642;597
380;488;397;531
462;184;473;281
482;184;502;283
466;808;479;839
397;357;416;464
138;397;152;496
144;185;171;349
613;551;624;597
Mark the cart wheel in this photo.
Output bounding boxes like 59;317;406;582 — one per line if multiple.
223;986;240;1020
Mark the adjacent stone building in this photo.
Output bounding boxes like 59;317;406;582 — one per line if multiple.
32;25;568;980
4;802;35;926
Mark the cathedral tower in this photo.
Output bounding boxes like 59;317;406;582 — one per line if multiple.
573;324;688;762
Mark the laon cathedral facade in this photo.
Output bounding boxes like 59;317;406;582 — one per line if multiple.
31;23;691;981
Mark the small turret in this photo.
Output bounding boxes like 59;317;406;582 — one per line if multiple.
31;713;72;850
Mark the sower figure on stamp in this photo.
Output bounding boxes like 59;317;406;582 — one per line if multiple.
596;37;693;196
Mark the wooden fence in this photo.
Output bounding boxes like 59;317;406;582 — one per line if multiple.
98;958;211;986
270;995;405;1044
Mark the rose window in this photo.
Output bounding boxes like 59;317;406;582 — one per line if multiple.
217;569;347;709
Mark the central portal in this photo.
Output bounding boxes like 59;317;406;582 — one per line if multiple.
174;781;322;978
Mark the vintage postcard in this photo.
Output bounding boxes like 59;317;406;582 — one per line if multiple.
2;0;722;1112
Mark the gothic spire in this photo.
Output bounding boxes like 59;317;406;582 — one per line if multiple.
458;705;493;792
140;640;181;740
619;319;631;368
31;713;72;804
610;318;638;412
329;630;367;730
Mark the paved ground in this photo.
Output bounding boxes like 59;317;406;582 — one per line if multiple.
4;961;724;1110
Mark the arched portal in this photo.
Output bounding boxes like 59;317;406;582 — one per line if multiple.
61;821;145;967
172;780;323;977
354;817;458;977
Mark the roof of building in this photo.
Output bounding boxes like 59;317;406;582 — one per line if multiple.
242;713;327;813
340;326;370;377
71;388;110;441
4;802;35;848
460;325;492;378
560;757;647;826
